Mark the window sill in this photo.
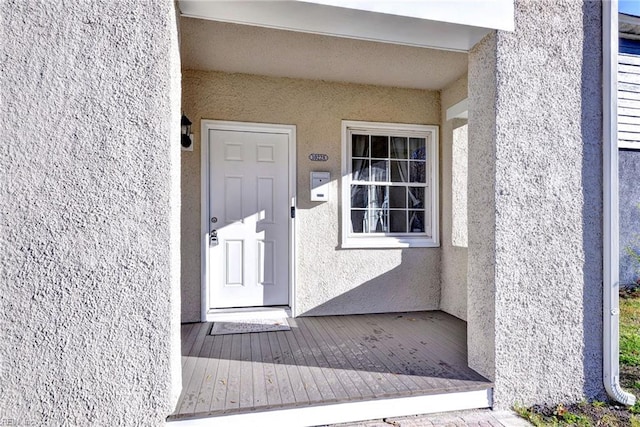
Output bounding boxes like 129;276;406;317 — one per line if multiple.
341;236;439;249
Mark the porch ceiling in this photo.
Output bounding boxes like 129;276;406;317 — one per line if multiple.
179;17;468;91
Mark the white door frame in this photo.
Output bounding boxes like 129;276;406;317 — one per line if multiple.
201;120;297;321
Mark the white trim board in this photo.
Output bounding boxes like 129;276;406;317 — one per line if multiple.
200;120;297;321
446;98;468;121
205;306;291;322
167;389;492;427
303;0;514;31
340;120;440;249
619;141;640;150
178;1;510;52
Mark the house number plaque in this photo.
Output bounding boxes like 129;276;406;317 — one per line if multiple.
309;153;329;161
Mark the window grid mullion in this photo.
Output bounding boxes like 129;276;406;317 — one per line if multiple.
347;126;433;241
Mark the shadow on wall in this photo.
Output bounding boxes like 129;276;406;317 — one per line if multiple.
581;0;606;400
296;159;439;316
299;248;439;317
180;142;202;322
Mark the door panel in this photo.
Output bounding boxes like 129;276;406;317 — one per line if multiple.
208;129;290;309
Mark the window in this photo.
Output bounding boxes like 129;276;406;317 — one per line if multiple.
341;121;439;248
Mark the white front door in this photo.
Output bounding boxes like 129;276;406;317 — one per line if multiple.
207;127;291;309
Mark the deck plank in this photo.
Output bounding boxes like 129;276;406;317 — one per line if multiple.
397;313;471;367
284;320;336;404
258;331;282;407
194;331;224;414
180;323;199;358
362;314;456;374
322;316;399;397
416;312;469;356
356;314;462;392
181;322;208;371
249;333;268;408
275;331;311;404
175;323;210;412
267;332;297;405
337;314;425;394
374;314;486;388
384;313;490;388
171;311;492;421
300;316;367;400
350;314;444;391
209;334;232;411
179;332;217;414
307;316;374;400
292;318;350;401
224;334;242;410
277;328;323;404
238;333;254;409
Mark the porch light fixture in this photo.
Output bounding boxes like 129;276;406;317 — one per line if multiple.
181;114;193;151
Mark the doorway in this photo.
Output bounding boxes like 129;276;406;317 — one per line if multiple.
201;120;296;318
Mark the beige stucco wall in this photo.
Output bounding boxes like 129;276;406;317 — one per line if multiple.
182;70;442;321
440;76;469;321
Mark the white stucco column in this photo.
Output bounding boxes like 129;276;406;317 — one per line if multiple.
1;0;182;424
467;0;605;407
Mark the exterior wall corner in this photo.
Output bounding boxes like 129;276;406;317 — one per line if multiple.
440;76;470;321
467;0;606;408
1;0;182;423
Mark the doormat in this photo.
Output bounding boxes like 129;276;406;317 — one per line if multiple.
209;318;291;335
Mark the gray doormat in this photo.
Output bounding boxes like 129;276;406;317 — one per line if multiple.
209;318;291;335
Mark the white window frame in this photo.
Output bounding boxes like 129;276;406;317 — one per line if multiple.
341;120;439;249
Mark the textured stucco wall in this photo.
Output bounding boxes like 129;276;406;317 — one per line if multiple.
182;70;441;320
467;33;498;382
468;0;604;407
620;150;640;285
440;77;469;321
1;1;182;425
452;124;469;248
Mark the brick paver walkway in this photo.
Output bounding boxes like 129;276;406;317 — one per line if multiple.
327;409;532;427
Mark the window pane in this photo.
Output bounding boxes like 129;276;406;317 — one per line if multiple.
388;186;407;208
370;185;388;209
390;160;408;182
352;159;369;181
352;134;369;157
344;123;435;245
351;185;368;208
351;210;365;233
371;135;389;158
409;210;425;232
389;210;407;233
371;160;388;181
410;161;426;183
409;138;426;160
408;187;424;208
367;209;388;232
390;137;408;159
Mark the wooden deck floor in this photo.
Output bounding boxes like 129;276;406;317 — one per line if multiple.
169;311;491;421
